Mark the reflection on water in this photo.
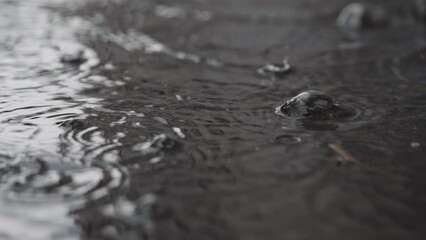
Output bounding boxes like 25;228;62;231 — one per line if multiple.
0;0;126;239
1;0;426;239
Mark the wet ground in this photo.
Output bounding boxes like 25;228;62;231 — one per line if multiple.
0;0;426;239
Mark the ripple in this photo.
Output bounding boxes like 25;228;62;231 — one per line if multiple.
0;159;126;202
0;0;127;238
75;193;174;240
276;91;386;131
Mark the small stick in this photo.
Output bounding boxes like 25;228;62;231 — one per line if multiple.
328;143;360;164
328;143;404;181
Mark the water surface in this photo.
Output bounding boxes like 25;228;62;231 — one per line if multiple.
0;0;426;239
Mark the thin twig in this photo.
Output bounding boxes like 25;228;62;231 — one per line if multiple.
328;143;404;181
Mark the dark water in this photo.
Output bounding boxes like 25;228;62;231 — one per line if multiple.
0;0;426;239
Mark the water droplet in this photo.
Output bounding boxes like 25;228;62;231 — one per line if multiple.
257;58;291;78
276;90;354;120
172;127;185;139
176;95;184;101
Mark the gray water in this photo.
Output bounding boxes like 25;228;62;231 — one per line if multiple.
0;0;425;239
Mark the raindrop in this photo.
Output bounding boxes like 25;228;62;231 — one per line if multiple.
176;95;184;101
257;58;291;78
172;127;185;139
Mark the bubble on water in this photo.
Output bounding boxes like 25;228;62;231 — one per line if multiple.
257;58;292;78
172;127;185;139
176;95;184;101
276;90;354;121
336;3;388;29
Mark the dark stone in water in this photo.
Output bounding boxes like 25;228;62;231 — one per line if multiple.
336;3;388;29
276;90;353;120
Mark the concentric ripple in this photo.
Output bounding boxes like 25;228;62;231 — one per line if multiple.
0;158;126;202
0;0;128;239
276;91;388;131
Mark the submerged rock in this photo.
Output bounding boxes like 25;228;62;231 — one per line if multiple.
276;90;353;120
336;3;387;29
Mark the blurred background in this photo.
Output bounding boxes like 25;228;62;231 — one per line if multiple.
0;0;425;239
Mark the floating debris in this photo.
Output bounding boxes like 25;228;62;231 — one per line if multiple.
257;58;292;78
328;143;403;180
336;3;387;29
410;142;421;148
276;90;353;120
328;143;361;164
